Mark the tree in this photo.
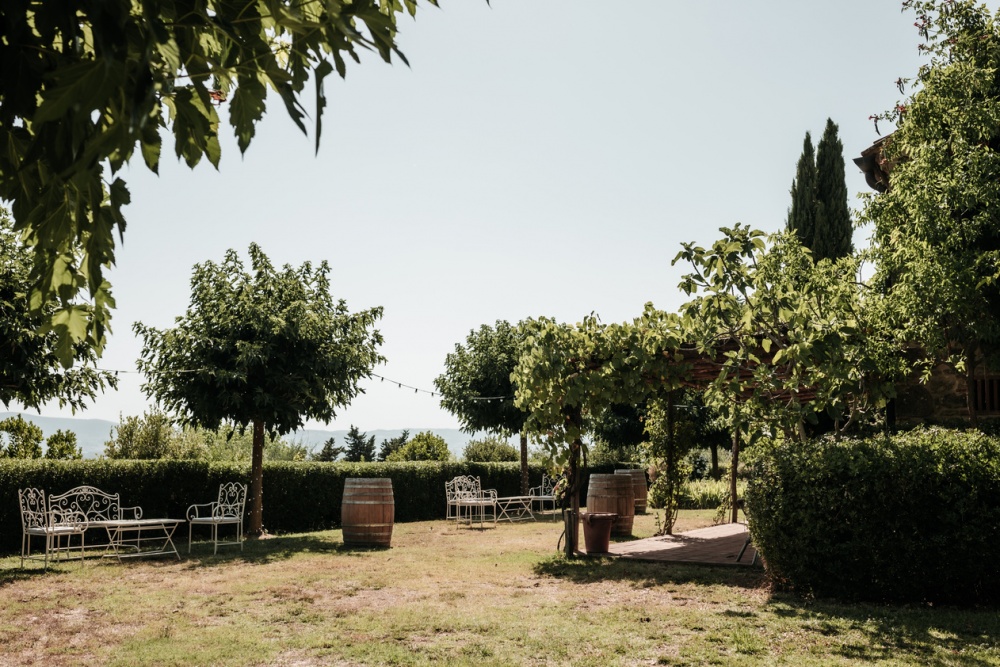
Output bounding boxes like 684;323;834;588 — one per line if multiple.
378;430;409;462
787;133;817;250
386;431;451;462
45;429;82;460
343;425;377;463
787;122;854;262
135;244;384;537
813;119;854;261
0;415;43;458
862;0;1000;422
463;435;518;462
104;409;179;459
0;1;435;365
312;437;346;462
0;208;116;411
435;321;531;492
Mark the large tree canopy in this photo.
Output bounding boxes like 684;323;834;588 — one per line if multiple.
435;320;531;492
862;0;1000;406
0;0;429;366
135;243;384;536
0;208;116;411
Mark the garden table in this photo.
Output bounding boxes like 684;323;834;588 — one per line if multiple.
495;496;535;522
101;518;184;562
454;497;496;528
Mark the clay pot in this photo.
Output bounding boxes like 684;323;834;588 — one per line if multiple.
580;512;617;554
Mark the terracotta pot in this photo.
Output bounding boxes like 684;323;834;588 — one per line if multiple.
580;512;617;554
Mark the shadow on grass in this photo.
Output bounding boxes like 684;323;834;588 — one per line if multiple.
533;553;767;591
766;592;1000;666
181;531;390;569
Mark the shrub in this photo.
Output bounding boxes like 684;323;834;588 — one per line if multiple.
745;429;1000;603
678;479;745;510
463;436;518;462
0;459;564;554
386;431;451;462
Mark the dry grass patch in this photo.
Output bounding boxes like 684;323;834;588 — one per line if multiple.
0;511;998;666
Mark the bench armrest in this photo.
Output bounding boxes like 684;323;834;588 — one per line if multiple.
121;505;143;520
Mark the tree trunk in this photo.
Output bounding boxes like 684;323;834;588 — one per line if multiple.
666;391;676;535
966;349;979;429
710;441;720;480
566;436;581;556
248;419;265;539
730;429;740;524
520;430;529;495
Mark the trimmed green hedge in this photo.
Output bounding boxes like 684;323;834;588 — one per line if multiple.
745;429;1000;603
1;459;588;555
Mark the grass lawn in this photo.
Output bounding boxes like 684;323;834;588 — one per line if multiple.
1;510;998;666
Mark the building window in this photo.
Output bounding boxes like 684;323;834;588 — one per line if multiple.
973;377;1000;414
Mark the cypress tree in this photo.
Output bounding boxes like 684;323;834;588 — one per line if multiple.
814;118;854;261
786;133;817;249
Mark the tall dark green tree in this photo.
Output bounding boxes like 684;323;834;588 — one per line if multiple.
814;119;854;261
377;430;409;462
135;244;384;537
787;121;853;262
312;437;345;462
787;133;817;249
435;321;531;493
343;425;376;462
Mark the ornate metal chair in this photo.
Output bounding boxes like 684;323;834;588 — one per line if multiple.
448;475;497;526
529;474;557;519
186;482;247;555
18;488;87;569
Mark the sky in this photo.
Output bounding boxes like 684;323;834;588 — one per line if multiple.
19;0;976;431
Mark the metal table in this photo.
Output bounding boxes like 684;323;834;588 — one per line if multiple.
495;496;535;522
100;519;184;561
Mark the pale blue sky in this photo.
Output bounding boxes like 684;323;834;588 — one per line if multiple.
27;1;968;431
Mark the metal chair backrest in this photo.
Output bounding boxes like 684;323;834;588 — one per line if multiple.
215;482;247;519
18;488;47;531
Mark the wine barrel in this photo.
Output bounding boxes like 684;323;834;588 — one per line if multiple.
341;478;394;547
616;469;648;514
586;473;634;537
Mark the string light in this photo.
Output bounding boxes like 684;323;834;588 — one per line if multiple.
96;368;514;403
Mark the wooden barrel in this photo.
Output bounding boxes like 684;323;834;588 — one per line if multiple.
342;478;394;547
586;473;634;537
616;469;648;514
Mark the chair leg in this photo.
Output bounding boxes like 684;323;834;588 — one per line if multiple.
212;524;218;556
188;523;193;554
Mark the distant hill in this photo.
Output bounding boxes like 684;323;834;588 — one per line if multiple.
0;413;508;460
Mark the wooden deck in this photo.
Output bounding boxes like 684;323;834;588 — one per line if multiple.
594;522;759;566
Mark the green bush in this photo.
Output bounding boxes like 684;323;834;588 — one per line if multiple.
385;431;451;462
462;436;518;462
675;479;745;510
745;429;1000;603
0;459;555;554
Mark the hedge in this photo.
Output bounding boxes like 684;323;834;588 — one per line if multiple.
0;459;627;555
745;428;1000;604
